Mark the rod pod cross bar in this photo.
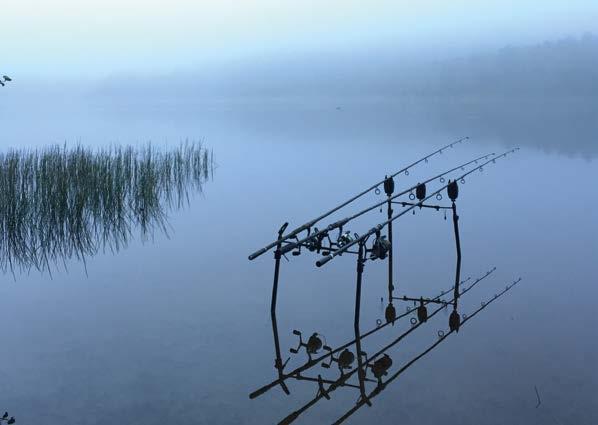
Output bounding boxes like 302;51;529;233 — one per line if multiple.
248;137;470;260
316;148;519;267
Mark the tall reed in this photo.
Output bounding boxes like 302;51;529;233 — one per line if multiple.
0;141;212;274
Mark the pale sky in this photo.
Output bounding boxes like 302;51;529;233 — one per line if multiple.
2;0;597;78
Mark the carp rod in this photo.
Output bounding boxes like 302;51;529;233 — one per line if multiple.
248;274;476;400
316;148;519;268
279;152;495;257
248;137;470;261
277;269;501;425
331;277;523;425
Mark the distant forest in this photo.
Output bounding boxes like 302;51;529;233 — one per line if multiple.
96;34;598;100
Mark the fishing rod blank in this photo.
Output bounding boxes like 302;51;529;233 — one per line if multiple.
279;152;495;257
248;137;470;260
316;148;519;267
275;269;500;425
331;277;523;425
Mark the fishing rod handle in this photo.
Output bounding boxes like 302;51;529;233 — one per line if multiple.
316;255;333;267
248;247;269;261
248;222;313;260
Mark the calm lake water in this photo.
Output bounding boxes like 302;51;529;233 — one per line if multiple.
0;95;597;424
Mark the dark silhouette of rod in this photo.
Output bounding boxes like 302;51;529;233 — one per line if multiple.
275;270;497;424
248;272;481;400
331;278;523;424
280;152;494;257
248;137;470;260
316;148;519;267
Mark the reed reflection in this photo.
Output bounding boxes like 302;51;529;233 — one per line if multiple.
0;142;212;273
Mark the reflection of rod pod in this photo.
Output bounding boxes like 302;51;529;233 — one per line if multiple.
449;310;461;332
371;354;393;380
316;149;518;268
449;179;462;331
270;223;291;395
307;333;323;354
385;303;397;324
417;299;428;323
337;349;355;369
330;277;523;424
415;182;426;201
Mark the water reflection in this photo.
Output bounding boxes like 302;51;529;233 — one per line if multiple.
0;142;212;273
249;146;523;424
256;269;521;424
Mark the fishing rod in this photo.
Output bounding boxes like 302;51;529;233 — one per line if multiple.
316;148;519;268
279;152;495;257
248;273;476;400
331;277;523;425
276;269;498;425
248;137;470;260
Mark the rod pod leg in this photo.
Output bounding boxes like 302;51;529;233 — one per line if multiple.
271;223;291;394
354;241;372;406
450;201;463;332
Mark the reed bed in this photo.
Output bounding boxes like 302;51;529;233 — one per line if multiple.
0;141;212;274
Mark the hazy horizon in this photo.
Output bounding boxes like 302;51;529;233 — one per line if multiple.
2;1;598;79
1;3;597;424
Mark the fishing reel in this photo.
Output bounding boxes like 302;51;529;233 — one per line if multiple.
337;228;358;248
370;231;391;260
290;330;325;360
305;227;327;253
322;347;356;373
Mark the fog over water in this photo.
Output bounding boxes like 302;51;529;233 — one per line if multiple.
1;29;597;425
